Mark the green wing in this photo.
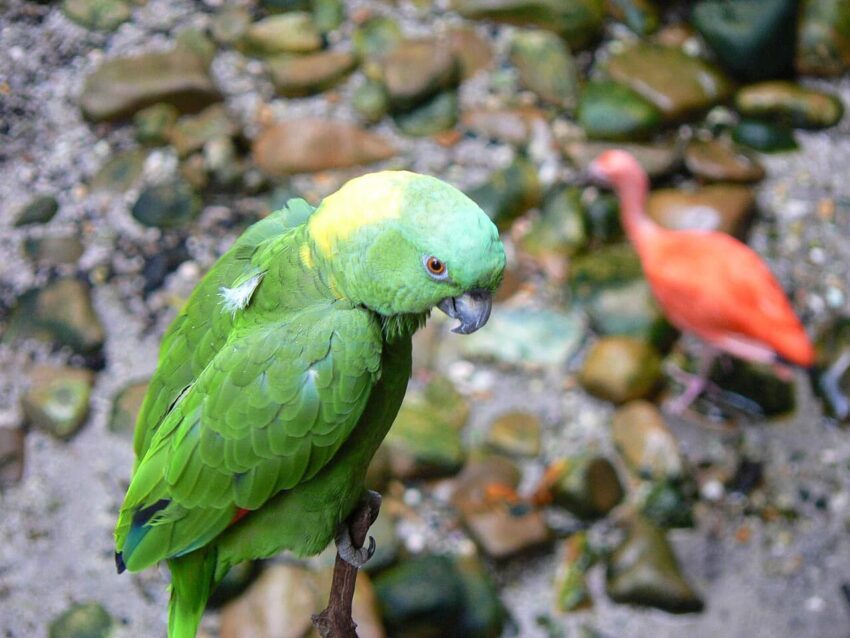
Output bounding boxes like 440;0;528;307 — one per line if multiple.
133;199;316;461
116;304;382;571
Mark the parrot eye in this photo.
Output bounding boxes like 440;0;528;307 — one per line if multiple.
424;255;448;280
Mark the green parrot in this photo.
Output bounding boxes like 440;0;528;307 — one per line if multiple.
114;170;506;638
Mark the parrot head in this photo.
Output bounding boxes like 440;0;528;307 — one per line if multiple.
307;170;506;335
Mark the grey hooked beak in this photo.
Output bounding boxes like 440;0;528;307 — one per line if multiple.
437;289;493;334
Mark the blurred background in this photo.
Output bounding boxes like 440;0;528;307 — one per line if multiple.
1;0;850;636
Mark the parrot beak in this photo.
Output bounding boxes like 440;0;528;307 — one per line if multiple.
437;289;493;334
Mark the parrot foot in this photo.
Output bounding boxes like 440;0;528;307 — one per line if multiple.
335;527;376;569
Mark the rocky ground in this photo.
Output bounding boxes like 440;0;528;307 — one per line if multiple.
2;0;850;637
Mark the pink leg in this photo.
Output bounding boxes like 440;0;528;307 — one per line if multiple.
665;347;719;415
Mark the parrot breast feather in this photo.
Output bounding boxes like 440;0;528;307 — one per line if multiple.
115;302;381;573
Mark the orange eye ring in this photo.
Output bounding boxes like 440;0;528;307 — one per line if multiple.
424;256;447;279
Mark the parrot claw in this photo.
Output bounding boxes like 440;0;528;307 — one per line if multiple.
335;526;376;569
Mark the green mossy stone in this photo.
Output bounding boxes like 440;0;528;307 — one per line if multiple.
735;81;845;129
62;0;130;32
353;15;403;61
520;186;588;259
604;43;734;121
691;0;798;80
242;13;322;56
554;532;595;611
352;79;390;124
577;81;663;141
510;29;578;107
641;480;696;529
176;27;217;68
455;556;507;638
393;91;459;137
579;336;663;403
131;180;201;228
606;0;660;36
453;0;605;50
374;555;465;634
606;517;704;613
91;149;148;192
134;103;179;145
14;195;59;227
6;279;105;357
549;455;625;520
267;51;357;98
22;366;94;439
732;118;798;153
796;0;850;76
24;236;85;267
312;0;345;32
49;602;113;638
466;157;541;230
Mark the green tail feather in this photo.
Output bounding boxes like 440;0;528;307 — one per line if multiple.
167;549;217;638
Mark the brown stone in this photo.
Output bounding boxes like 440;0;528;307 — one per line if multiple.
684;138;765;183
267;51;357;97
647;184;755;237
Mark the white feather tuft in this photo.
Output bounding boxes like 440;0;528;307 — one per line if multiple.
219;274;262;316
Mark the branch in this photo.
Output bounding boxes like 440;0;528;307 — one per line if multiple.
312;490;382;638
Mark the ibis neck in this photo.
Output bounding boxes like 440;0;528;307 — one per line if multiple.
616;175;658;247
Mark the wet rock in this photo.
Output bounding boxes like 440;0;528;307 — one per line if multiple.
452;456;551;558
108;380;149;438
466;157;541;230
134;103;179;146
253;119;395;176
48;601;113;638
14;194;58;227
647;184;755;237
732;118;798;153
313;0;345;33
176;27;216;68
462;107;544;146
455;555;507;638
220;564;383;638
457;307;586;368
448;26;494;78
267;51;357;97
684;138;764;183
394;91;458;137
577;81;663;141
382;375;468;479
374;555;464;635
569;244;674;347
605;0;660;36
691;0;797;80
378;39;459;112
80;49;221;122
24;236;84;267
554;532;594;611
352;79;390;124
131;179;201;229
62;0;130;32
612;400;681;481
353;15;403;61
168;104;238;158
486;411;541;458
735;81;845;129
543;456;624;520
579;337;662;403
510;29;578;107
208;561;263;609
563;139;680;179
606;517;703;613
584;192;623;244
519;186;587;260
604;43;733;121
242;13;322;56
813;317;850;423
6;278;105;357
796;0;850;76
22;365;94;439
708;357;795;417
454;0;605;50
211;7;251;45
91;149;147;192
640;479;695;529
0;426;25;488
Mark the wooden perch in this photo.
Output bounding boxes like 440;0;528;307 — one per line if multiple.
312;490;382;638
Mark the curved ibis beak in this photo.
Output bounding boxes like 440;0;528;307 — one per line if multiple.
437;289;493;334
